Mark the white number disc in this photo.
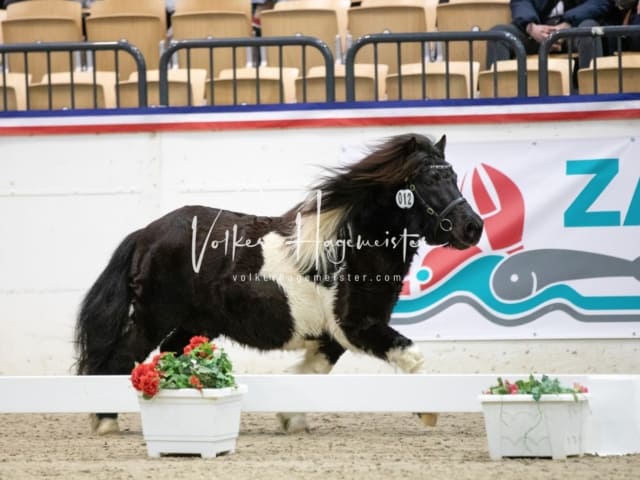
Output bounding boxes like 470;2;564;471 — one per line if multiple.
395;189;414;209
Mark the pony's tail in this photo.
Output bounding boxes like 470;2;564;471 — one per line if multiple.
74;230;140;375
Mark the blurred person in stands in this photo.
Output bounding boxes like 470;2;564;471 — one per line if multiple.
486;0;615;69
252;0;278;36
616;0;640;50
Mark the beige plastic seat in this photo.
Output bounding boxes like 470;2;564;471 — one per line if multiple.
347;4;427;75
1;0;84;82
295;63;389;102
172;0;251;20
85;0;168;80
118;68;208;107
435;0;511;67
0;8;7;44
478;57;571;97
360;0;434;32
386;61;480;100
0;73;30;111
577;54;640;94
27;71;117;110
260;8;340;72
274;0;351;59
170;1;252;79
206;66;298;105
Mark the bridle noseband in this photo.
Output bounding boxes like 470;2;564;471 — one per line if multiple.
407;164;466;235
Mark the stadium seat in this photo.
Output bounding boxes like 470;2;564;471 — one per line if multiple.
206;66;298;105
386;61;480;100
347;4;428;75
1;0;83;82
295;63;389;102
260;8;341;72
85;0;168;80
170;1;252;79
274;0;351;59
27;71;117;110
478;57;571;97
435;0;511;67
360;0;434;32
0;73;29;111
0;8;7;44
172;0;252;21
117;68;208;107
577;54;640;94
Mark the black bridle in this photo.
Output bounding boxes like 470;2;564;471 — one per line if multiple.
407;164;466;235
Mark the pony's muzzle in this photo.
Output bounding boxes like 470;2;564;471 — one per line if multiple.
463;216;483;245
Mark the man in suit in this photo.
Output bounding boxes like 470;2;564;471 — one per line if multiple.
486;0;614;69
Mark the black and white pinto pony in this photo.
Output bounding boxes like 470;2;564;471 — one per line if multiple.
75;133;483;435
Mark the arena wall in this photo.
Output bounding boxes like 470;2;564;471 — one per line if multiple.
1;97;639;375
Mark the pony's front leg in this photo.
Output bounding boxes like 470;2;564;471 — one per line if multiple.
340;321;438;426
277;337;345;433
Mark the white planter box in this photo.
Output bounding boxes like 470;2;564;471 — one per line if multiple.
479;394;590;460
139;385;248;458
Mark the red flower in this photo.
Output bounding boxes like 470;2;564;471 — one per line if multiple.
189;336;210;348
508;383;519;394
574;383;589;393
131;363;153;390
140;371;160;397
150;353;167;368
183;345;193;355
131;362;161;397
189;375;203;390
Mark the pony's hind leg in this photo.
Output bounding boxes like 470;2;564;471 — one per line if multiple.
277;335;345;433
91;324;159;435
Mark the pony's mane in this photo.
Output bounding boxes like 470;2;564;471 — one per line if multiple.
286;133;443;274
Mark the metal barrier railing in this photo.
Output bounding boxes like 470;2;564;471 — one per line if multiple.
0;41;147;111
344;31;528;101
158;36;335;106
539;25;640;96
2;27;639;111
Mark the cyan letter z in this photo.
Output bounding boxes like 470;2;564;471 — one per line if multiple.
564;159;620;227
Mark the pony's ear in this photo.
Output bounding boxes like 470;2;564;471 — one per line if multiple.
435;135;446;154
404;135;418;154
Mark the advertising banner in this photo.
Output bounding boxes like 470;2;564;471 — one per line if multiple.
393;136;640;340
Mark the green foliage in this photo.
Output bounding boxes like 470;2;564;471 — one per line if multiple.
157;340;236;390
486;374;588;401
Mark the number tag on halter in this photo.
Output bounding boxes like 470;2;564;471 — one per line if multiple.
395;189;414;209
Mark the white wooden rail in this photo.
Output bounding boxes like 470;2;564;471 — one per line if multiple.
0;374;593;413
1;374;639;456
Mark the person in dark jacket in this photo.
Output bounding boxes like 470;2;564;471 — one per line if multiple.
486;0;614;69
616;0;640;50
2;0;26;7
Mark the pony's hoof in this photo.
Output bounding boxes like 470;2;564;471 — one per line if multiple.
276;412;309;433
416;412;439;427
90;414;120;435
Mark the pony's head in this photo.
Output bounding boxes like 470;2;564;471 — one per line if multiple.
304;133;483;250
396;133;483;249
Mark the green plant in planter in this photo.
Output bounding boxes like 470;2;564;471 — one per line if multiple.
131;336;236;399
486;374;588;401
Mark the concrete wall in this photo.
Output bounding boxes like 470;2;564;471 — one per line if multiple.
1;101;639;375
